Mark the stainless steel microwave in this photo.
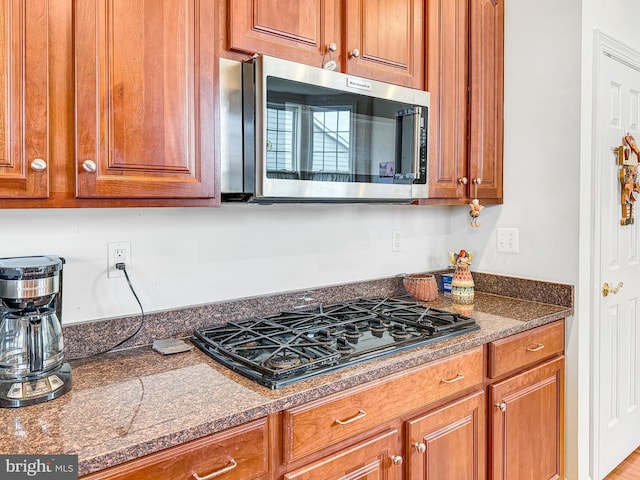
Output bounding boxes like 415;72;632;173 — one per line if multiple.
220;55;430;203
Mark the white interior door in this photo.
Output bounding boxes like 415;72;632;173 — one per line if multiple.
594;35;640;479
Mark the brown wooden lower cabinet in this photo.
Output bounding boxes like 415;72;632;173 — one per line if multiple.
283;428;403;480
489;356;565;480
282;347;483;463
406;390;486;480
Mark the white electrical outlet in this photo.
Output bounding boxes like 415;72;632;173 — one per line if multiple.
496;228;519;254
392;229;402;252
107;241;131;278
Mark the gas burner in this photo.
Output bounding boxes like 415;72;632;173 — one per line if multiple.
416;319;435;332
391;323;412;339
267;353;302;370
336;337;356;354
369;318;388;333
312;329;335;346
344;323;361;339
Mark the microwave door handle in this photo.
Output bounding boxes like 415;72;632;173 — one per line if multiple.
396;107;422;182
411;107;422;181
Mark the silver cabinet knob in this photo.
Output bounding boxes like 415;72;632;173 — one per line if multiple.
30;158;47;171
82;160;97;173
459;177;468;185
327;42;337;52
413;442;426;454
350;48;360;58
495;402;506;412
473;178;482;185
390;455;403;466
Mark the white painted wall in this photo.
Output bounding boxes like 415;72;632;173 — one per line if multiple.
0;204;455;323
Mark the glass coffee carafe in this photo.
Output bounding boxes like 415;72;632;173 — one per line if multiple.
0;256;71;407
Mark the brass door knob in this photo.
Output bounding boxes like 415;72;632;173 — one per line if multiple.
602;281;623;297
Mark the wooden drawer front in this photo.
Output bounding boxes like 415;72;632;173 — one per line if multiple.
283;346;483;462
488;320;564;379
81;418;268;480
284;428;402;480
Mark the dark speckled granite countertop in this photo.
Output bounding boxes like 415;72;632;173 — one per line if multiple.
0;274;573;477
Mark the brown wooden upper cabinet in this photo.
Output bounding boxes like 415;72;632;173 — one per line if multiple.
0;0;50;199
426;0;503;203
228;0;425;89
0;0;219;207
74;0;218;200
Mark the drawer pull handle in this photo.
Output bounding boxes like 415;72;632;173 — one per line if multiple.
440;372;465;384
495;402;507;412
391;455;404;466
334;409;367;425
526;343;545;352
413;442;427;454
192;458;237;480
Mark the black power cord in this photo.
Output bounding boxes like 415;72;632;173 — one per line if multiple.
104;262;145;353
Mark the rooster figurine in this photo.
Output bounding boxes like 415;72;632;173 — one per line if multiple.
469;199;484;227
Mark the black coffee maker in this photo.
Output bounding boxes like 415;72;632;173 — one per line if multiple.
0;256;71;407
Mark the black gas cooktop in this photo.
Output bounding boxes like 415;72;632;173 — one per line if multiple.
192;296;479;388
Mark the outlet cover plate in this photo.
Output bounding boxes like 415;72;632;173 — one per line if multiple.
107;241;131;278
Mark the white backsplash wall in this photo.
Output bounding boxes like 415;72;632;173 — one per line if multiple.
0;204;456;324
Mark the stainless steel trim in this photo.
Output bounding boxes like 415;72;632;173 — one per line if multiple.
0;276;59;300
219;58;245;194
412;106;422;181
257;55;428;106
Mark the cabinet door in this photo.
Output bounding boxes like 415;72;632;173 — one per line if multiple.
75;0;217;200
426;0;468;198
0;0;49;199
469;0;503;201
407;391;485;480
228;0;341;68
284;429;402;480
344;0;424;88
489;356;564;480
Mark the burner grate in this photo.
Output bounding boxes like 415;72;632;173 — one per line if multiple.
193;296;480;388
